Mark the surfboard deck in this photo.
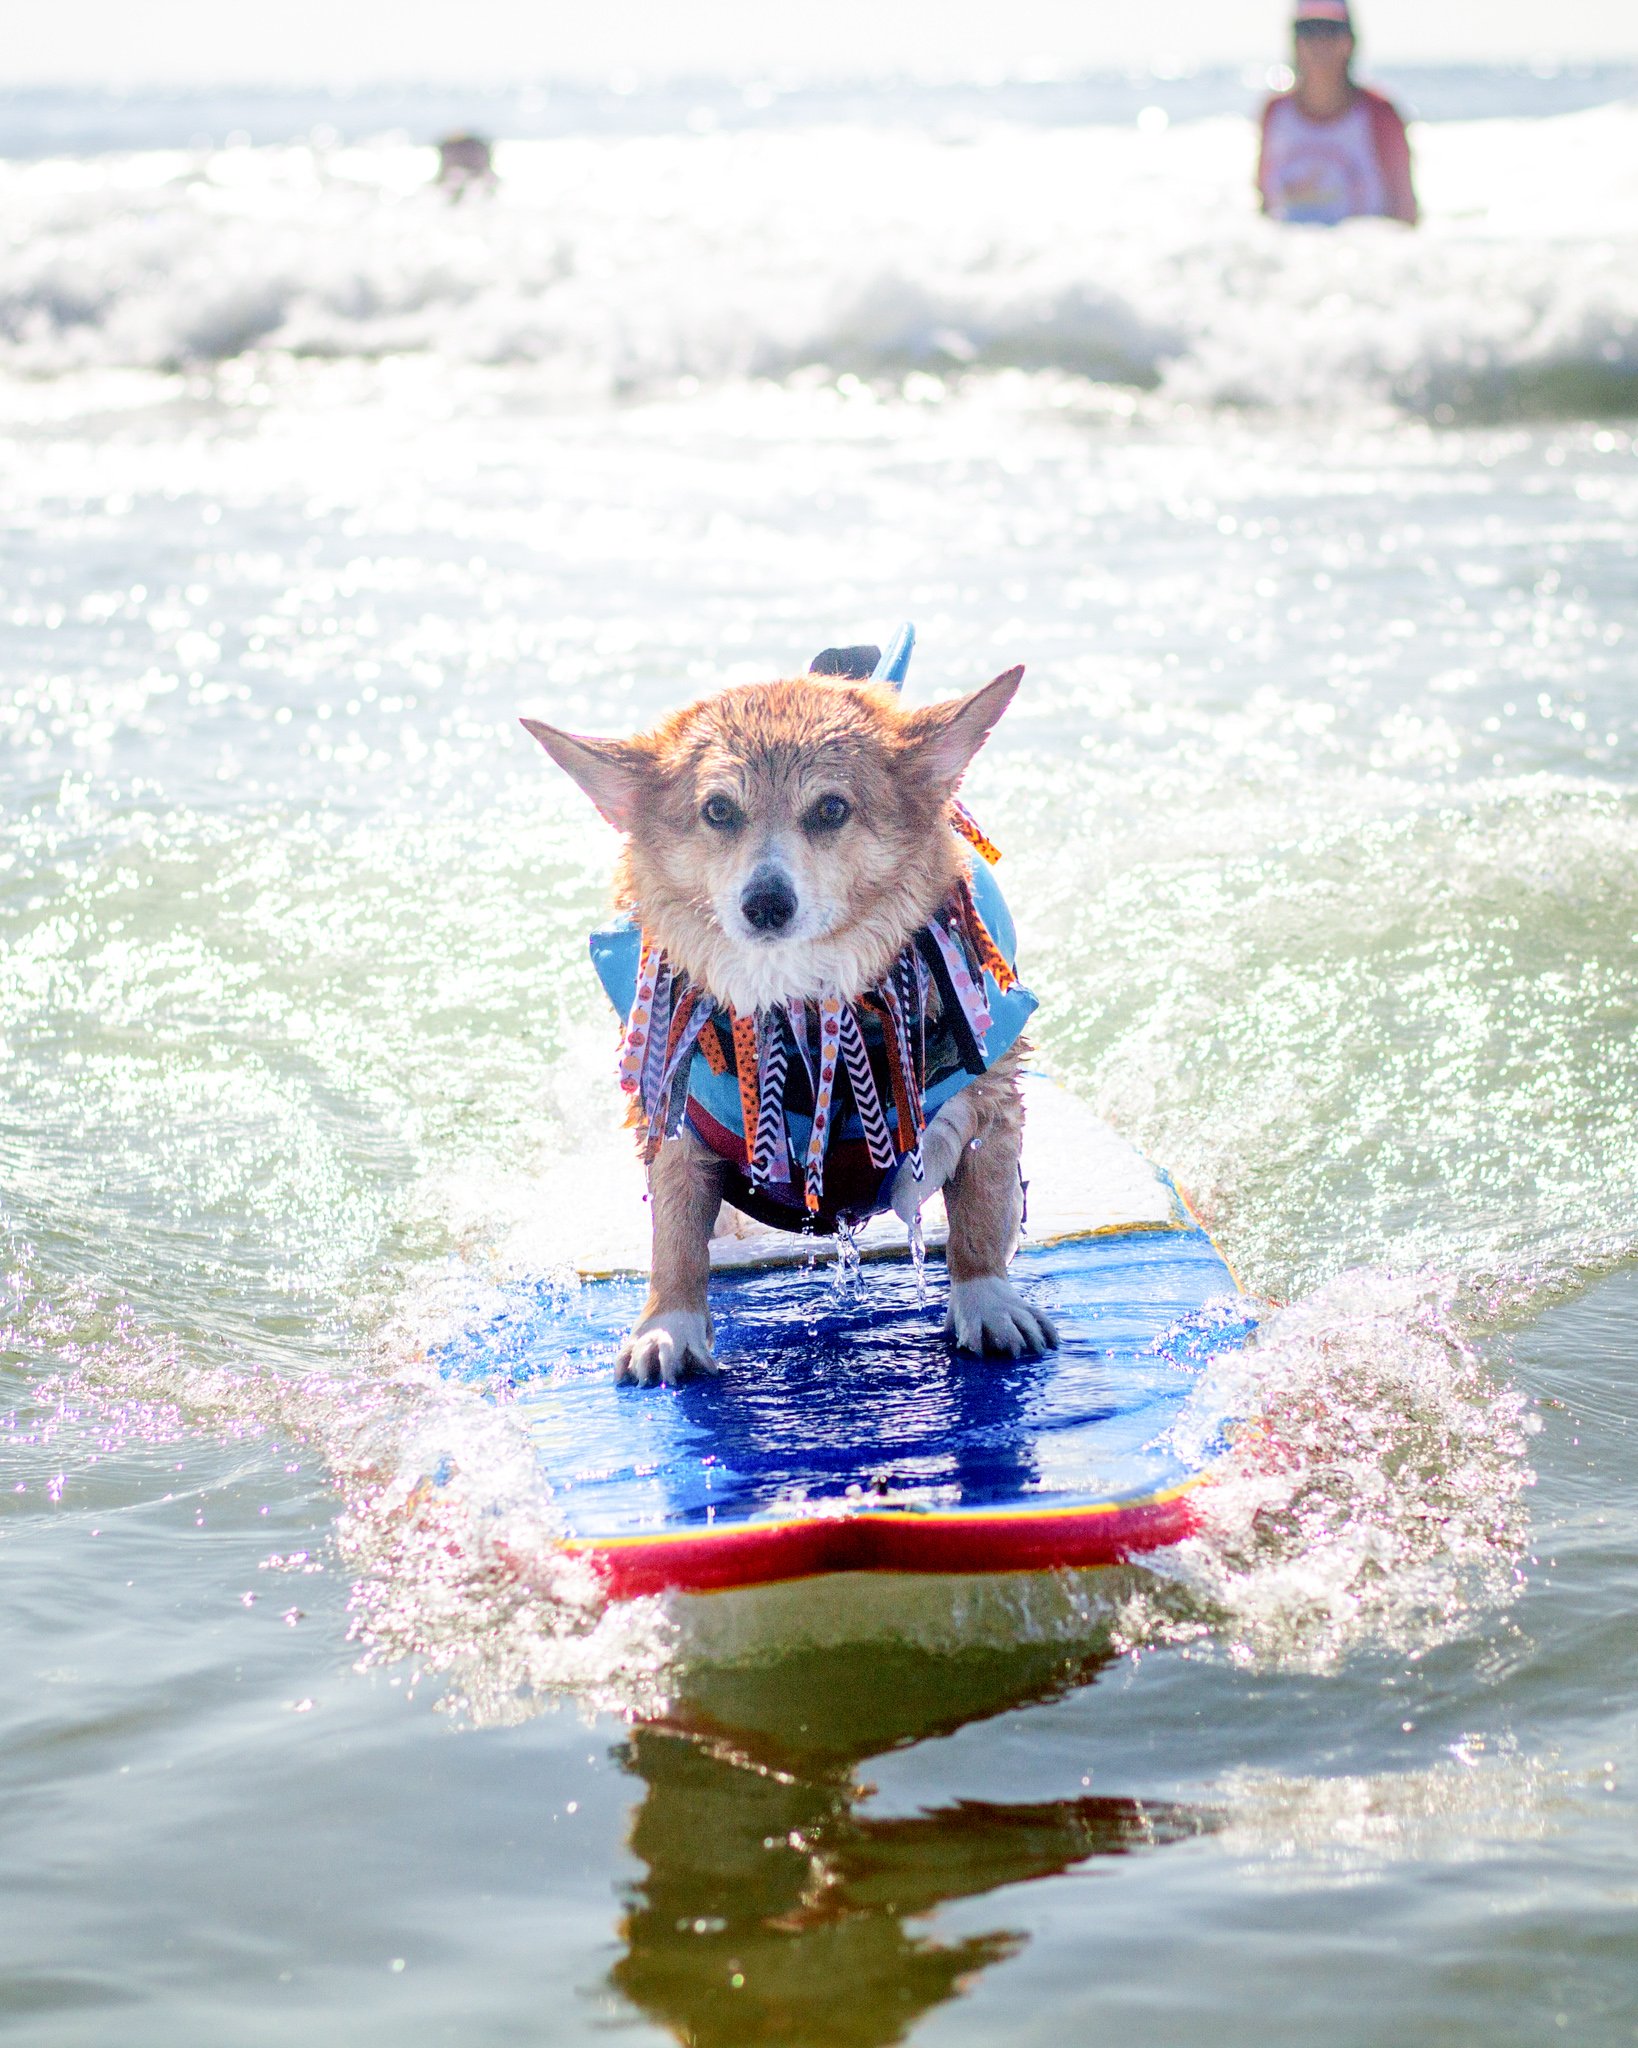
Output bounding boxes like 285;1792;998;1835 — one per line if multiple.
434;1081;1257;1601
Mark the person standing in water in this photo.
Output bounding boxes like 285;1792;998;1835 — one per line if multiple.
1257;0;1417;226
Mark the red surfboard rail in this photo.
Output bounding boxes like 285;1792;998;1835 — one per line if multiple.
566;1478;1207;1600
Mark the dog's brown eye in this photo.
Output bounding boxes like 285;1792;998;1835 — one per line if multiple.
806;794;851;832
700;794;742;831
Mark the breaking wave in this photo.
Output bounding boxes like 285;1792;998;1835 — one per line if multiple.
2;98;1637;414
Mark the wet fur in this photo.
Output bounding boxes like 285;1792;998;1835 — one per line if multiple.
522;669;1058;1381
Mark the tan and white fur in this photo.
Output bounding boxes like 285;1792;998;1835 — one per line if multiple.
522;668;1058;1385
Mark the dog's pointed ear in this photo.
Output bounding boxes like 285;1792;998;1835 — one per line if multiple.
900;666;1023;790
520;718;646;831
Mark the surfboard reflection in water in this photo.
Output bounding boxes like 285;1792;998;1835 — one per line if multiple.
610;1641;1217;2048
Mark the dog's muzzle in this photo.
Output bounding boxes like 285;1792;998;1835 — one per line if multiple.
740;864;798;937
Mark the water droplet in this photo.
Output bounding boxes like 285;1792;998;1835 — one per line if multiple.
832;1216;862;1303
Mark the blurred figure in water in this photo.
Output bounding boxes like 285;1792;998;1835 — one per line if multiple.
1258;0;1417;225
435;132;497;200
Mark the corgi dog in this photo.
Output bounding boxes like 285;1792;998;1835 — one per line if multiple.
522;662;1059;1386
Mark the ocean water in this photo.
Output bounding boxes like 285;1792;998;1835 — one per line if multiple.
2;68;1637;2047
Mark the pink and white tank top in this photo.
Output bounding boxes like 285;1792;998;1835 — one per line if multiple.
1261;96;1388;225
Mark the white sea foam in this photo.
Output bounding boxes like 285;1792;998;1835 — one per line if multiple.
1114;1266;1534;1673
2;101;1636;412
1213;1740;1568;1886
15;1268;681;1728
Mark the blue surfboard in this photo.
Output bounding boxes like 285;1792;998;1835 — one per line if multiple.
435;1079;1255;1601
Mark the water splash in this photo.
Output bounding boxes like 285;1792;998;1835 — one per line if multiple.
1114;1267;1534;1673
4;1262;677;1729
907;1210;928;1304
831;1216;863;1307
8;1198;1539;1719
337;1452;676;1727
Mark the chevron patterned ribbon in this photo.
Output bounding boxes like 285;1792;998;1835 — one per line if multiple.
650;991;709;1150
751;1017;791;1187
639;952;674;1111
838;1003;896;1172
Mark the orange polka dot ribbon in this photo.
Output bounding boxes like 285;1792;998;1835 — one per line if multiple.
804;993;843;1212
618;935;662;1100
953;869;1017;995
731;1012;760;1164
950;801;1001;865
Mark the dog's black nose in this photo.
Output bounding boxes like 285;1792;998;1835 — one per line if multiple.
741;867;798;935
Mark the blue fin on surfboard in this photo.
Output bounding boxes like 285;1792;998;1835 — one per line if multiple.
807;622;915;690
872;622;915;690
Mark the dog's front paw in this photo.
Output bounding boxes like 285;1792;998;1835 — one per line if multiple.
947;1276;1059;1360
617;1310;719;1388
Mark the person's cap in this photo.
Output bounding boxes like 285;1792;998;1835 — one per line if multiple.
1293;0;1352;23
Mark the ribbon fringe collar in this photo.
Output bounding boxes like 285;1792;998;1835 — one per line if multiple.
617;846;1013;1217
